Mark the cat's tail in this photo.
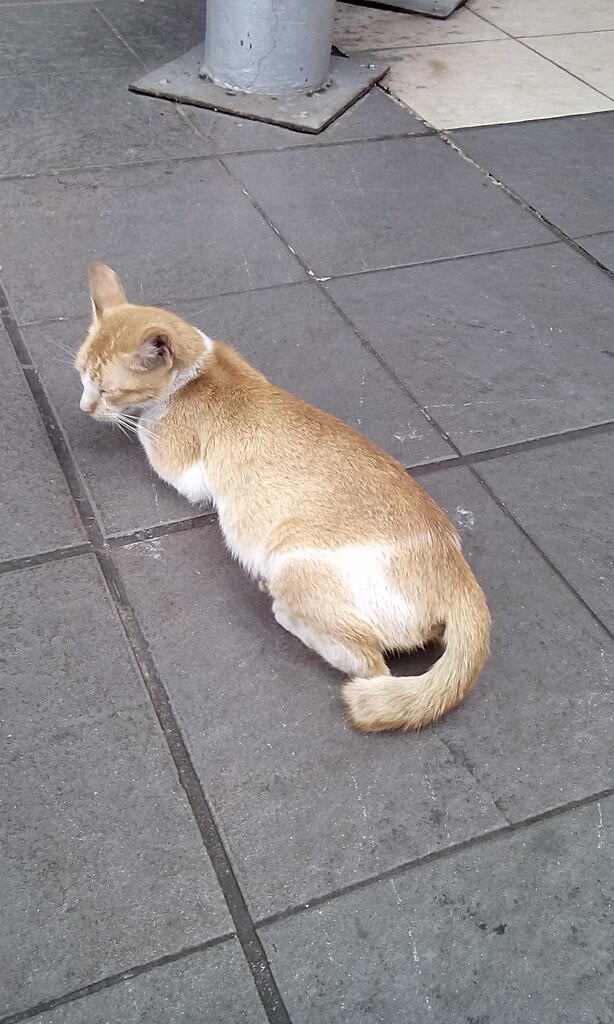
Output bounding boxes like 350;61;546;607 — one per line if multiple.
342;572;490;732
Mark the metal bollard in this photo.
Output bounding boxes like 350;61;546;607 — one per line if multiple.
131;1;388;133
202;0;337;96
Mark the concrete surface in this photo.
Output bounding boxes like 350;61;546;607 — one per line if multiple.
0;4;612;1023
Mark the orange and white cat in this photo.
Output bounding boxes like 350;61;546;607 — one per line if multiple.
76;263;490;732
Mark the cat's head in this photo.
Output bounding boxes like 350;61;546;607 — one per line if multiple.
75;263;205;421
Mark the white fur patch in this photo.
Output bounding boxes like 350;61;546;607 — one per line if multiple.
196;328;214;353
80;372;99;411
217;512;268;580
270;543;416;635
172;462;213;504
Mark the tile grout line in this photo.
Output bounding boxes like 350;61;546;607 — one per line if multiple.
0;62;138;81
468;7;614;104
322;298;614;643
2;414;613;576
253;783;614;932
467;461;614;641
434;132;614;278
0;281;292;1024
515;36;614;105
5;412;614;577
93;5;147;68
6;775;614;1024
0;542;92;576
12;236;561;330
2;416;613;576
0;114;612;1020
0;131;433;185
0;934;236;1024
217;154;614;640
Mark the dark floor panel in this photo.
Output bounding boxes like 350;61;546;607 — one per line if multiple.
183;87;429;154
0;3;132;75
0;159;304;323
260;797;614;1024
100;0;206;66
30;942;266;1024
24;284;451;537
425;468;614;821
0;327;84;562
479;434;614;629
114;519;505;919
0;556;231;1017
0;67;211;177
326;245;614;452
576;230;614;273
452;113;614;237
226;136;553;278
177;284;452;467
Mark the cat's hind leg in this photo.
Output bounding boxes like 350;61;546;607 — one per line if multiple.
269;558;390;679
273;599;388;677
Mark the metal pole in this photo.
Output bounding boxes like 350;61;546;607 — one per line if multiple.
202;0;337;96
130;0;389;132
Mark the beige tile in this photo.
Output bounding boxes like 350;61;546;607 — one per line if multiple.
468;0;614;37
524;31;614;99
333;1;504;52
369;39;613;129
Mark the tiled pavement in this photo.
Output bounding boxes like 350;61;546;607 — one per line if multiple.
334;0;614;129
0;4;613;1024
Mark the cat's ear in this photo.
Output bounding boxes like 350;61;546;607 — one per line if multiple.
132;332;173;371
88;262;127;318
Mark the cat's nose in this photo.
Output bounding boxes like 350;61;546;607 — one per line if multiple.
80;393;98;414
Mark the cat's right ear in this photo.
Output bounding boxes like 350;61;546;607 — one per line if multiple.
88;262;127;319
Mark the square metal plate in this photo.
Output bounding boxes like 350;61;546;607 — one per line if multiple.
345;0;465;14
130;48;389;134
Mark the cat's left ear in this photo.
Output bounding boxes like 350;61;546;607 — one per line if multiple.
88;262;127;318
132;332;173;371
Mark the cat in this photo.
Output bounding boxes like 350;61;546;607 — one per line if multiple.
76;262;490;732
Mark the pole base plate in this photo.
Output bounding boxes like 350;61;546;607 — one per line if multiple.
130;49;389;134
343;0;465;15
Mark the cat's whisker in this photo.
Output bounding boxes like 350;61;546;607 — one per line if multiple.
48;355;78;367
117;411;157;432
47;336;79;360
112;420;131;441
115;415;158;443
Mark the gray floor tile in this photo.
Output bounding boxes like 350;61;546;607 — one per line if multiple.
326;245;614;452
100;0;206;66
226;136;553;278
30;942;266;1024
0;3;132;75
178;284;452;467
1;556;231;1016
260;797;614;1024
0;159;304;323
423;468;614;821
3;553;145;741
114;521;508;919
183;87;429;154
24;284;451;538
478;435;614;630
0;327;84;562
0;67;211;177
577;230;614;272
452;113;614;237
